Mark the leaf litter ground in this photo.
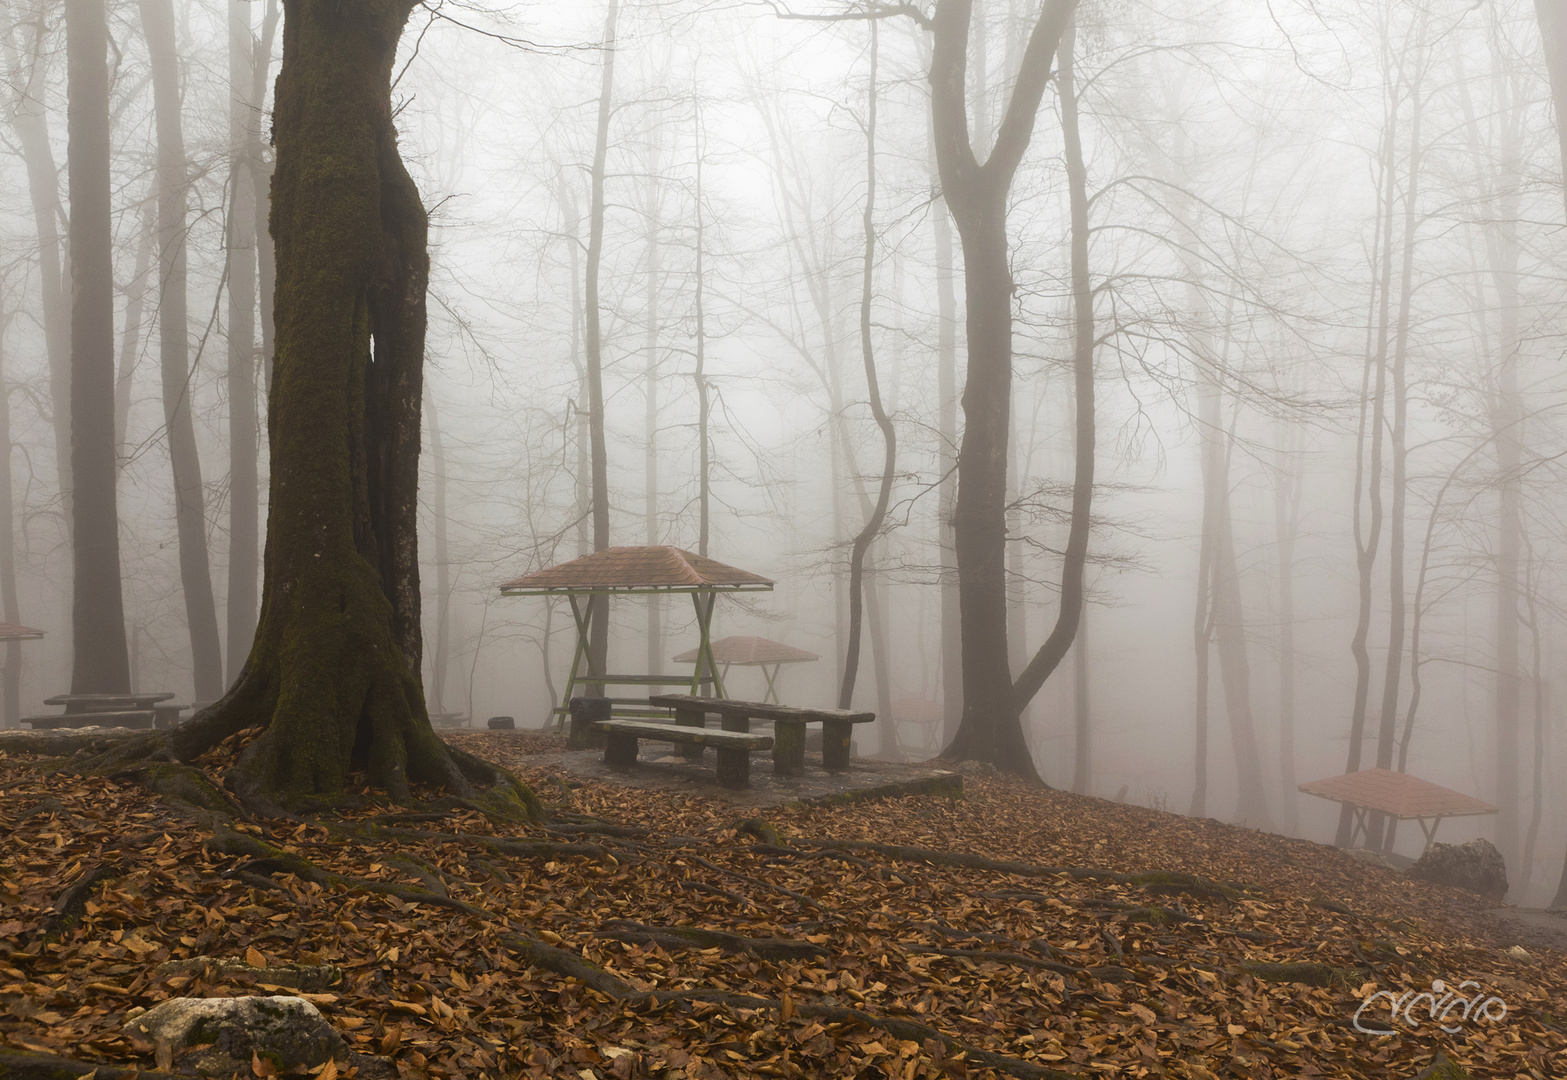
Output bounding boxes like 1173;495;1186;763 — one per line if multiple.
0;729;1562;1080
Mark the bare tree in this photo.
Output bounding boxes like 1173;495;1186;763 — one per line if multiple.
140;0;224;703
65;0;130;694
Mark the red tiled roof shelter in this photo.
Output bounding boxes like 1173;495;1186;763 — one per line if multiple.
0;622;44;641
1298;767;1498;850
499;547;774;723
500;546;773;595
672;636;818;704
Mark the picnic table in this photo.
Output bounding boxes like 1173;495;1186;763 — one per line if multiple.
25;692;183;731
648;694;874;774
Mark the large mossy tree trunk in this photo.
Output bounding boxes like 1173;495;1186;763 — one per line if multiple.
161;0;474;808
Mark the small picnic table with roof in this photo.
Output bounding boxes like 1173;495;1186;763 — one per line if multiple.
671;636;819;705
498;546;774;724
1297;767;1499;851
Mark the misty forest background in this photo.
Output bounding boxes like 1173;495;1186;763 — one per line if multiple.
5;0;1567;902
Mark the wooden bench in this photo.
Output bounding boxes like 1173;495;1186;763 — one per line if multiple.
592;718;773;790
648;694;874;775
23;710;156;730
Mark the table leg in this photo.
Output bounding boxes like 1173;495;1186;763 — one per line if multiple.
823;720;852;771
721;714;750;733
715;746;751;789
675;707;706;761
604;732;639;772
773;720;805;777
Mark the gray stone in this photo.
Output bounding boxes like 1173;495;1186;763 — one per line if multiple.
125;995;347;1075
1408;837;1509;902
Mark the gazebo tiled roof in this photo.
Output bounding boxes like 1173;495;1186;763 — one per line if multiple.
1297;768;1498;820
0;622;44;641
499;546;773;594
672;636;818;666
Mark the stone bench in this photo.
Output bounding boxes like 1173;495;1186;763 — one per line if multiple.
647;694;875;775
592;718;773;790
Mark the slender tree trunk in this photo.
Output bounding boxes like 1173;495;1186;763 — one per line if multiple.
115;198;154;457
932;162;962;743
1521;568;1544;890
643;141;662;677
66;0;130;695
934;0;1080;780
584;0;618;687
226;0;262;687
425;387;449;716
555;180;589;559
1339;42;1399;847
1273;420;1302;835
141;0;224;704
1534;0;1567;223
1072;598;1089;795
1372;23;1425;853
693;137;710;558
1;14;73;530
840;18;897;712
1210;442;1271;830
0;321;20;728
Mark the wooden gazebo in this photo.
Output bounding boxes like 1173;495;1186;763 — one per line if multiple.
1298;767;1498;852
0;622;44;642
499;546;773;723
671;635;818;705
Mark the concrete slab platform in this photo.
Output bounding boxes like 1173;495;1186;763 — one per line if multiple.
499;745;961;809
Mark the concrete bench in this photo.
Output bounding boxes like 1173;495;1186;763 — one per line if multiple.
648;694;875;775
592;718;773;790
23;710;156;730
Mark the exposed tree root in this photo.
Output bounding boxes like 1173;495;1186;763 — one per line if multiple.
497;933;1087;1080
204;826;488;917
0;1050;189;1080
42;861;121;940
1240;961;1358;988
596;919;828;961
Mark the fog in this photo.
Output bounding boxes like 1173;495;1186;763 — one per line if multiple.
4;0;1566;903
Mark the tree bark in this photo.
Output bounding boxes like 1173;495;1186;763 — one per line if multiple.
1273;420;1302;836
583;0;618;688
934;0;1081;781
115;199;154;457
0;321;20;728
425;387;449;716
932;161;962;745
227;0;262;687
1071;598;1089;795
1534;0;1567;223
141;0;225;705
66;0;130;695
643;137;662;677
182;0;472;805
1338;46;1399;847
840;18;897;712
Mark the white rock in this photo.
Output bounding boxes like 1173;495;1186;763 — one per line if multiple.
125;995;348;1076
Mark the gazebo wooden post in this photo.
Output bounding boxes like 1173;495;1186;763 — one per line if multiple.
690;590;726;698
558;594;603;725
761;662;781;705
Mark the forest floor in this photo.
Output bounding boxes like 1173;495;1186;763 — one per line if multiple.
1;727;1563;1080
